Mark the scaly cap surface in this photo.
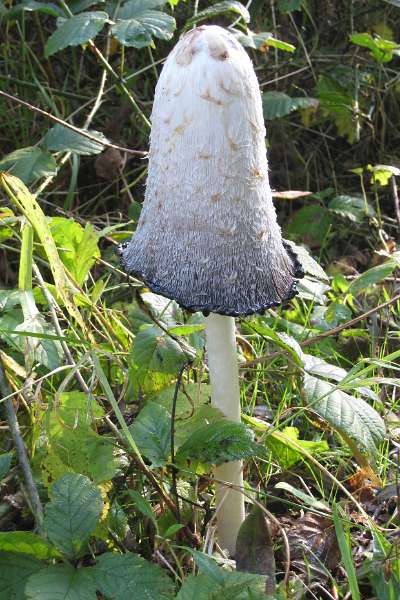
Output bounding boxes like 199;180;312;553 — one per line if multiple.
120;25;303;316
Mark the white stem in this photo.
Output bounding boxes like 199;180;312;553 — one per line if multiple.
205;313;245;555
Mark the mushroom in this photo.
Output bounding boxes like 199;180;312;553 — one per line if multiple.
119;25;303;556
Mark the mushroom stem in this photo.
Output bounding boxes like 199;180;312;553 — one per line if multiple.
205;313;245;555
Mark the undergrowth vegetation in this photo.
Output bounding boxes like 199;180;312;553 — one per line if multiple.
0;1;400;598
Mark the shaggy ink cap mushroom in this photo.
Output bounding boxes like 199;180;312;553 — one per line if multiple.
119;25;304;316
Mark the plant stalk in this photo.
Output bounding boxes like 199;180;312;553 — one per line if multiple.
205;313;245;555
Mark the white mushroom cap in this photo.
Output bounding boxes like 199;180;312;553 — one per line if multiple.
119;25;303;316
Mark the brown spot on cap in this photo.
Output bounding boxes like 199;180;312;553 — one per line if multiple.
211;193;221;202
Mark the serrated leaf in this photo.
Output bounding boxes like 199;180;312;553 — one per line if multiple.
303;374;385;463
0;532;59;560
152;382;210;418
0;552;43;600
129;401;171;467
45;11;108;56
183;550;267;598
286;242;329;281
263;91;318;120
93;552;174;600
0;147;57;184
42;124;110;155
176;421;267;465
0;452;12;479
112;1;175;48
297;276;330;304
41;392;117;485
328;195;375;222
348;260;397;296
43;473;103;557
26;565;96;600
130;323;189;392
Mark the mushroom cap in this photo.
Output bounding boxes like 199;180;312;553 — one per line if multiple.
119;25;303;316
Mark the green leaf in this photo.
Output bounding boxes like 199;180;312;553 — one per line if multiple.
5;0;63;19
0;552;43;600
0;532;59;560
47;218;100;285
45;11;109;56
286;243;329;281
368;163;400;186
348;260;397;296
384;0;400;5
328;195;375;223
332;506;360;600
176;421;267;465
152;382;210;419
130;323;189;392
287;204;332;246
263;91;318;120
127;490;157;526
42;124;109;155
168;324;205;336
181;550;267;599
93;552;174;600
129;401;171;467
112;1;176;48
316;75;356;143
236;30;295;53
0;452;12;480
277;0;302;12
350;32;400;63
26;564;97;600
70;0;105;13
0;147;57;184
41;392;117;485
186;1;250;28
303;374;385;463
43;473;103;557
266;426;329;469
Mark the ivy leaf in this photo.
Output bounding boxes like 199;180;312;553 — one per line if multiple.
43;125;110;155
176;421;267;465
26;565;97;600
93;552;174;600
303;374;385;464
0;147;57;184
0;551;43;600
43;473;103;557
129;401;171;467
0;532;59;560
112;1;176;48
45;11;109;56
263;91;318;120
